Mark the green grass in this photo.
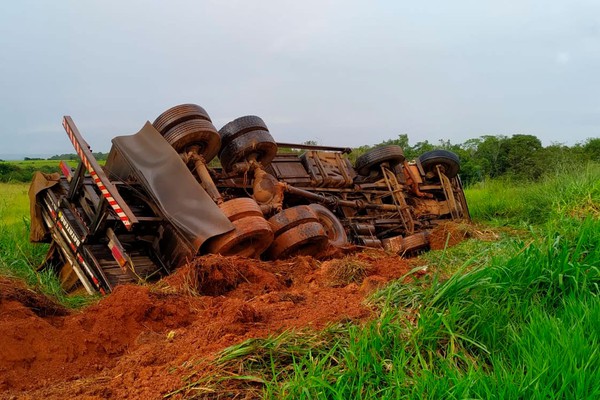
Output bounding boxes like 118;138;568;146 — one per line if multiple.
9;159;63;168
172;162;600;399
465;163;600;226
0;160;62;183
0;182;91;307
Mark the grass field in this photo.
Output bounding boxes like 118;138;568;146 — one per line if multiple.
1;163;599;398
0;182;92;307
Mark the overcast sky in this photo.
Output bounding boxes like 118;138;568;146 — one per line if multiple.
0;1;599;158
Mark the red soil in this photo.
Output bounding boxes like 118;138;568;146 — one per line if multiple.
429;221;475;250
0;251;416;400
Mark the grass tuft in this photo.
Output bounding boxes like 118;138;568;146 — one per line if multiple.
322;257;375;287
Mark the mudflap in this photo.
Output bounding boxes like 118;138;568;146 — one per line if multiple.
28;171;61;243
106;122;234;253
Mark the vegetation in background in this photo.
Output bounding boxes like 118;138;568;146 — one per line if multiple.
0;157;106;183
171;163;600;399
47;152;108;161
350;135;600;186
0;160;61;183
0;183;92;308
2;135;599;185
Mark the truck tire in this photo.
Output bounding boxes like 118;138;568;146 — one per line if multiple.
153;104;212;134
265;221;328;259
218;197;263;222
219;116;269;149
267;205;319;236
418;150;460;179
206;216;273;258
205;198;273;258
265;206;329;259
162;119;221;162
219;130;278;172
355;145;405;176
308;204;348;248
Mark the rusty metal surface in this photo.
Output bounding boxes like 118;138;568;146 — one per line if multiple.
267;154;313;186
107;122;234;251
301;150;355;188
276;142;352;154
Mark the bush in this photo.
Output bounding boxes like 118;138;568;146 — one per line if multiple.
0;162;59;183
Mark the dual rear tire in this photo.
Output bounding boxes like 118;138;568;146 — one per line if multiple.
153;104;221;162
218;115;278;172
205;198;273;258
265;205;329;259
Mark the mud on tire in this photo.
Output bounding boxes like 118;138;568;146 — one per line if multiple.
219;115;269;149
308;204;348;248
355;145;405;176
205;198;273;258
219;130;278;173
418;150;460;179
265;206;328;259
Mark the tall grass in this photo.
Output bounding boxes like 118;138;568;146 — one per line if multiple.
0;183;91;307
176;163;600;399
465;162;600;226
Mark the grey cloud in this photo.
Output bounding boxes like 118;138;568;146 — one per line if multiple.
0;0;599;158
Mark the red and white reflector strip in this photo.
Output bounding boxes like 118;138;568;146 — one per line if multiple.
62;117;133;230
59;160;73;182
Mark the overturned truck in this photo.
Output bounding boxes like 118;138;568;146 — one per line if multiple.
30;104;469;295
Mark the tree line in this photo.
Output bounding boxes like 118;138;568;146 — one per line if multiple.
351;134;600;185
47;152;108;161
1;135;598;184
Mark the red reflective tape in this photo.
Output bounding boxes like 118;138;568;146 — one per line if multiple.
70;242;77;252
64;117;133;229
110;246;126;267
59;161;72;180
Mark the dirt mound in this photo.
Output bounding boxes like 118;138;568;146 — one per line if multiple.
428;221;472;250
428;221;500;250
0;252;420;399
0;283;194;393
0;277;68;318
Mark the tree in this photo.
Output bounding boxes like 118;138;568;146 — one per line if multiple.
503;134;542;179
474;135;509;178
583;138;600;162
